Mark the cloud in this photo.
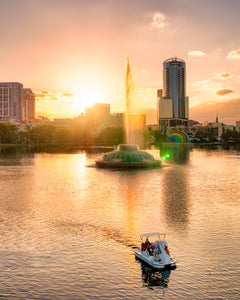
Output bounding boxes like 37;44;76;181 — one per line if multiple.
152;12;166;28
187;50;206;56
216;89;234;96
226;48;240;59
190;98;240;124
189;80;238;106
191;80;222;90
33;90;74;102
62;92;74;98
216;72;234;79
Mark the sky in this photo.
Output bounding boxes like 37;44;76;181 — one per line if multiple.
0;0;240;124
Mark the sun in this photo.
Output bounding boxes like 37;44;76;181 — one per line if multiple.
82;87;100;108
72;86;103;113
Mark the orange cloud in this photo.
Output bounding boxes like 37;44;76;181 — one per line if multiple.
216;89;234;95
226;48;240;59
63;92;74;97
216;72;234;79
190;98;240;124
33;90;74;101
188;50;206;56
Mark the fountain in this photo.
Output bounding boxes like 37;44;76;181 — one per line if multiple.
96;58;161;168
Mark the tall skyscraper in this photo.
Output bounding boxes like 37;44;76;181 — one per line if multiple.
163;57;188;119
0;82;23;122
157;57;190;133
0;82;35;123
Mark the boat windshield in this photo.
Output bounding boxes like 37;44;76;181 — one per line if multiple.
140;232;166;241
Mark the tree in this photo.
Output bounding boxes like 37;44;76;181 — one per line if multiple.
0;123;18;144
29;124;56;144
152;130;167;145
95;127;124;145
221;129;239;143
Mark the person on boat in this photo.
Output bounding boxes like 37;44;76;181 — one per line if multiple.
148;244;154;256
144;238;151;249
165;245;170;255
141;242;146;251
154;242;161;260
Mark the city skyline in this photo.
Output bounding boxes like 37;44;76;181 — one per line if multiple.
0;0;240;124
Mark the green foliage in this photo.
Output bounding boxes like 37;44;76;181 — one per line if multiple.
194;129;217;142
0;122;123;146
152;130;167;145
195;130;206;142
0;123;18;144
221;129;240;143
5;122;239;147
22;122;94;145
54;124;93;145
95;127;124;146
29;124;56;144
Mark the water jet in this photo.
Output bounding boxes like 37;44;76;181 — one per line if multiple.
96;59;161;168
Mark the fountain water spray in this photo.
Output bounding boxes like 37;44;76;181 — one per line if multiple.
125;57;134;144
95;58;161;168
124;58;145;147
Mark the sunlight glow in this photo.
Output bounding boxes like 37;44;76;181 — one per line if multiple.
72;86;104;112
82;87;101;108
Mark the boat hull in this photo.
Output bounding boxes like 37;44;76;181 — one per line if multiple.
135;250;176;270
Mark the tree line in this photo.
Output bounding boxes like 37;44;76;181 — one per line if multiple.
0;123;125;146
0;123;239;146
194;128;240;143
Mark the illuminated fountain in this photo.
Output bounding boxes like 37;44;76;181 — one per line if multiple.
96;58;161;168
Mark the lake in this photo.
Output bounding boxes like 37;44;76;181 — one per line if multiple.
0;147;239;299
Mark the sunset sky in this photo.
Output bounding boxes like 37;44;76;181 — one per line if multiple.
0;0;240;124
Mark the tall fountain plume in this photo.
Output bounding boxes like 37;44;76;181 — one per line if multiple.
125;58;145;148
125;57;134;145
95;58;161;168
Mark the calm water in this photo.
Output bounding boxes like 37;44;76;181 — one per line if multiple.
0;147;239;299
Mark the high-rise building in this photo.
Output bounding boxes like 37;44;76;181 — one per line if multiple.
23;88;35;120
0;82;24;122
163;57;188;119
0;82;35;123
157;57;190;134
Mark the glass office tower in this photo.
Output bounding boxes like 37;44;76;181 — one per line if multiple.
163;57;186;119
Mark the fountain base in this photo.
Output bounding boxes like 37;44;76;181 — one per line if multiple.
96;144;161;169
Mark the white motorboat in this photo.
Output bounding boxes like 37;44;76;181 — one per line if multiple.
135;232;176;270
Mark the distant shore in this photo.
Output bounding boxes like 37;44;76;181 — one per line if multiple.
0;142;239;152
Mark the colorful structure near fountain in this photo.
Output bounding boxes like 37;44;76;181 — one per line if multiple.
166;131;190;143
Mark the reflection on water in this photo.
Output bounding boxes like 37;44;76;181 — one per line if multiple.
157;146;192;231
0;148;239;299
139;261;171;288
162;166;191;232
0;148;35;166
160;145;192;164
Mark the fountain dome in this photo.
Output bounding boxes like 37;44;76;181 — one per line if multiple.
96;144;161;168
